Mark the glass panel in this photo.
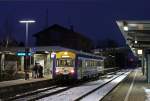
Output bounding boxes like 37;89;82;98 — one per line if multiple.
97;61;102;66
57;59;74;67
78;59;82;67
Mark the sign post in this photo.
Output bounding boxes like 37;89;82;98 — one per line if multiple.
24;48;30;80
16;49;32;80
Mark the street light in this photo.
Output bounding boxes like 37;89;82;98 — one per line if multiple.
19;20;35;47
19;20;35;80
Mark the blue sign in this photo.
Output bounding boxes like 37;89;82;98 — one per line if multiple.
28;53;32;56
16;52;32;56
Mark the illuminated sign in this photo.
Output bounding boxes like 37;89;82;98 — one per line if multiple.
16;52;32;56
56;51;75;58
62;55;70;58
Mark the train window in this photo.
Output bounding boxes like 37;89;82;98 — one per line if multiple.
92;61;93;66
93;61;95;66
97;61;102;66
78;59;82;67
85;61;87;67
89;61;91;67
95;61;97;66
91;61;94;67
96;61;98;66
92;61;94;67
88;60;90;67
85;60;88;67
56;59;74;67
93;61;95;67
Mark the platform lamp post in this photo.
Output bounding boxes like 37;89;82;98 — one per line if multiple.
19;20;35;80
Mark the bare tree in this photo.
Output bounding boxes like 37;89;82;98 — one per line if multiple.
2;13;18;47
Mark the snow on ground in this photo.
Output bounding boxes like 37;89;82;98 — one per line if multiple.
143;87;150;101
81;71;130;101
38;71;130;101
14;86;67;101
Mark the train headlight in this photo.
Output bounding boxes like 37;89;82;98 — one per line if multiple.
71;69;74;74
55;69;59;73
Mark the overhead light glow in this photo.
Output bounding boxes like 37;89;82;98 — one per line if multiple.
55;69;59;73
138;49;142;55
123;26;128;31
19;20;36;23
128;24;137;27
135;40;138;44
70;69;75;74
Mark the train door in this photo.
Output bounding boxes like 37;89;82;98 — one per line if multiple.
97;60;104;74
77;57;83;79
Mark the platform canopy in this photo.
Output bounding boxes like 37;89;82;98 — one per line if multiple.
117;21;150;55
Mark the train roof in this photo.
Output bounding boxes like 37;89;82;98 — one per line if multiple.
56;47;105;60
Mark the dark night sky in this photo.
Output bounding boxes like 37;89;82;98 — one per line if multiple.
0;0;150;47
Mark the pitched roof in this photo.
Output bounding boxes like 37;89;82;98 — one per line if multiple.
33;24;90;41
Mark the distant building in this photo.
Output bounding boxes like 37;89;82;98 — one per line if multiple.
33;24;93;52
92;47;135;69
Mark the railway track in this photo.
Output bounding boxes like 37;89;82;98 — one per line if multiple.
3;70;126;101
75;71;128;101
4;80;84;101
38;70;130;101
5;85;72;101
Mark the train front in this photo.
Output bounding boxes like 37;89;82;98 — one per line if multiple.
53;51;76;80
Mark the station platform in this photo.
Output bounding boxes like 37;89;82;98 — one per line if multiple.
102;68;149;101
0;77;52;99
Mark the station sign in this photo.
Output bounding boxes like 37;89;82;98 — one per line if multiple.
16;52;32;56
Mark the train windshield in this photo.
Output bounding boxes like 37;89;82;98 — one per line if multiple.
56;59;74;67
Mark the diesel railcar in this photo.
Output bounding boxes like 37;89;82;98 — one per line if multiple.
52;50;104;80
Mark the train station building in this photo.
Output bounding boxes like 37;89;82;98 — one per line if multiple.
0;46;73;81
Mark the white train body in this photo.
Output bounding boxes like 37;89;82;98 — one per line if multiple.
52;51;104;80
